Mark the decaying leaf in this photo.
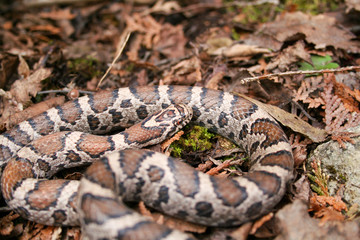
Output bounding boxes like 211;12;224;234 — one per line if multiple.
207;37;270;57
142;0;181;15
255;11;360;53
0;67;51;128
17;55;30;79
0;53;18;88
162;56;202;85
10;67;51;104
266;41;311;71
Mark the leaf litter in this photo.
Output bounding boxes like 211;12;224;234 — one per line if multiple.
0;0;360;239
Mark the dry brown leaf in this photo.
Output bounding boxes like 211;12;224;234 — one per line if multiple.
125;13;162;49
0;53;18;88
126;34;143;62
207;37;270;57
239;94;328;142
289;134;312;166
162;56;202;85
17;55;30;78
276;200;358;239
0;67;51;128
256;11;360;53
223;44;270;57
293;174;311;202
10;67;51;104
205;71;224;90
206;37;232;55
155;23;187;59
143;0;181;15
266;40;311;71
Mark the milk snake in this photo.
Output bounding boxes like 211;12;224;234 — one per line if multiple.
0;85;294;239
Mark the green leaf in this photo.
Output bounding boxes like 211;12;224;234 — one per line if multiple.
299;54;339;71
299;62;314;71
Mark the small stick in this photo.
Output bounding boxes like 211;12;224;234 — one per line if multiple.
240;66;360;84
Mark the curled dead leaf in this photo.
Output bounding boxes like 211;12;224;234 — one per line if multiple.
222;44;270;58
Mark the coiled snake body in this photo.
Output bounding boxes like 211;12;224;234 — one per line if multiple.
0;85;293;239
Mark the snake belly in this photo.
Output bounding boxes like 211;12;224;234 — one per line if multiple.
0;85;294;239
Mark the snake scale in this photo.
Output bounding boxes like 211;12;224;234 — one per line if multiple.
0;85;294;239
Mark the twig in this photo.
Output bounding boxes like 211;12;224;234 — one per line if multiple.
37;89;94;95
291;100;317;122
96;31;131;90
240;66;360;84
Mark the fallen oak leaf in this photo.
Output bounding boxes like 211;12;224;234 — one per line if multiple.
10;67;52;104
256;11;360;53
